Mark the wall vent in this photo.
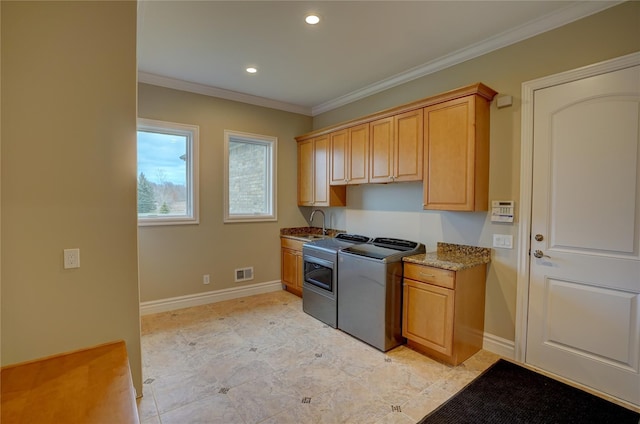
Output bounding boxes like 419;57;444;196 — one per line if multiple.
235;267;254;282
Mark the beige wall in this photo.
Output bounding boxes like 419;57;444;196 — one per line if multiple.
1;1;142;393
311;2;640;342
137;84;312;302
3;1;632;406
137;3;639;344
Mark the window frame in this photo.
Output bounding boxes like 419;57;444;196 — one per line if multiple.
223;130;277;223
137;118;199;226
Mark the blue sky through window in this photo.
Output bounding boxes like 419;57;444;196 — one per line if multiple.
137;131;187;186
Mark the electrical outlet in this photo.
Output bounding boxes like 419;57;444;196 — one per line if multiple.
203;274;210;284
63;248;80;269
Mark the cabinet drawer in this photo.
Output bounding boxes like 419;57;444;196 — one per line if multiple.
403;263;455;289
281;237;305;251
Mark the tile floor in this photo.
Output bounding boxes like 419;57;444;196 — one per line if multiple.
137;290;500;424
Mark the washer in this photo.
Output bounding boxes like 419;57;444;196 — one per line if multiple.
338;237;425;351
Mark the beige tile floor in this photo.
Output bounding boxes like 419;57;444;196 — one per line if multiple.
137;290;500;424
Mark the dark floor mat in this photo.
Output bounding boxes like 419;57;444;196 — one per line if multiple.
418;359;639;424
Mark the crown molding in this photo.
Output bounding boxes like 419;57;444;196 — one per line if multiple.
311;1;622;116
137;72;313;116
138;1;621;117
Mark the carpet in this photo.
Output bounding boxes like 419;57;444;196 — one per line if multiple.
418;359;639;424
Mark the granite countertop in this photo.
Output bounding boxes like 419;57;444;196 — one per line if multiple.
280;227;345;241
403;242;491;271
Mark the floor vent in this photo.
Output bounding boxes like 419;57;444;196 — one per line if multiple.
235;267;254;282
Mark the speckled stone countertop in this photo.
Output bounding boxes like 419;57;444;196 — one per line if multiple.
280;227;345;241
403;242;491;271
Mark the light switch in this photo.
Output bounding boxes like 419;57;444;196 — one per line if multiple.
493;234;513;249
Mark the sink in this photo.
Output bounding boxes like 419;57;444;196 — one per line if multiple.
294;234;327;241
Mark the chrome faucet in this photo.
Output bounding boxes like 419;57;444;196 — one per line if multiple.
310;209;326;235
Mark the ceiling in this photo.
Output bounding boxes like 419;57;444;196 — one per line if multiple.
137;1;619;116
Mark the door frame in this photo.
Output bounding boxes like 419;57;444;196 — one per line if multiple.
514;51;640;363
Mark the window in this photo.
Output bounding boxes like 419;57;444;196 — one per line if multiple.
224;130;277;222
137;118;199;226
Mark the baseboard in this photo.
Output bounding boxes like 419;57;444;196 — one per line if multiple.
141;288;517;360
140;280;283;315
483;332;516;359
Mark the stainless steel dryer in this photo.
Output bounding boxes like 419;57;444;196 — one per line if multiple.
302;233;371;328
338;237;425;351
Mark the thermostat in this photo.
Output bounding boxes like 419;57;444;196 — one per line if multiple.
491;200;514;223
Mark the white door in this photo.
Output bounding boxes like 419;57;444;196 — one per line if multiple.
527;64;640;406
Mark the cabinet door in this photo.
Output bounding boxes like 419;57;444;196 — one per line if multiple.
348;123;369;184
313;135;330;205
423;95;489;211
395;109;423;182
297;139;314;206
370;111;423;183
281;248;298;287
296;252;304;292
329;129;348;185
369;116;394;183
402;278;454;356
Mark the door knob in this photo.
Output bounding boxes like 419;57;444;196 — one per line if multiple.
535;234;544;241
533;249;550;259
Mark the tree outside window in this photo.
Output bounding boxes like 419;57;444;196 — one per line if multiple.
137;119;199;226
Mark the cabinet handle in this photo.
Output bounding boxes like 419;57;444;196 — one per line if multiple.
419;272;436;278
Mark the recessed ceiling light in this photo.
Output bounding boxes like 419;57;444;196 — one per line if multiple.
246;67;257;74
305;14;320;25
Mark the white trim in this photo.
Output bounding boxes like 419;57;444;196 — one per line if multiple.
314;1;622;115
515;51;640;363
223;130;278;223
140;280;283;315
137;118;200;226
483;333;516;359
138;2;620;117
138;72;312;116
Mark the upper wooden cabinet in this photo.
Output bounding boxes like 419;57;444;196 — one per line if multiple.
370;109;423;183
296;83;497;210
330;123;369;185
423;94;491;211
298;135;346;207
298;138;314;205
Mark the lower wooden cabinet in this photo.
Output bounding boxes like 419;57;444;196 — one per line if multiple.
281;237;304;297
403;278;455;356
402;262;487;365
